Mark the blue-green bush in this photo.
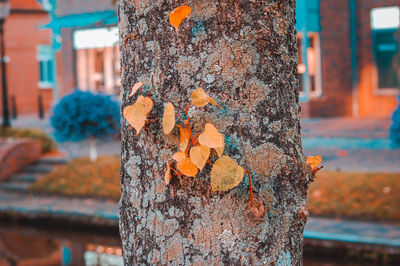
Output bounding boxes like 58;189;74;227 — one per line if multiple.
51;90;120;142
390;96;400;147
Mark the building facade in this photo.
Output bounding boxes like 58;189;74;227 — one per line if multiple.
2;0;400;118
0;0;53;117
299;0;400;118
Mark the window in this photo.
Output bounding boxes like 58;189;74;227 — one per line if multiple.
297;33;322;99
371;7;400;91
74;27;120;95
37;45;55;88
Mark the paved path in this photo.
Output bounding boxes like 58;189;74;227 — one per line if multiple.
0;189;118;226
0;188;399;250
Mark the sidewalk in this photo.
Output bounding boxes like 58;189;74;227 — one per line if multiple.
0;188;399;252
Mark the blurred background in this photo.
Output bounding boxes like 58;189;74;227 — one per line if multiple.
0;0;399;265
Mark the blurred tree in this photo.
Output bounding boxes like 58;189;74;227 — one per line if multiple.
119;1;312;264
390;96;400;147
51;90;120;161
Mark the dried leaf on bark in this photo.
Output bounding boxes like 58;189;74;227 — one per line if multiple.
191;87;220;108
198;123;224;148
214;142;224;157
128;82;143;97
162;102;175;134
123;95;153;135
177;158;198;177
178;125;191;152
173;151;187;162
164;162;172;185
210;156;244;192
306;156;322;170
169;5;191;30
189;145;210;171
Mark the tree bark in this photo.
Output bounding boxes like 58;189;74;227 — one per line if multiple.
119;1;312;265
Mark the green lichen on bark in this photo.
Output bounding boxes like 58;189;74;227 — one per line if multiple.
119;0;312;265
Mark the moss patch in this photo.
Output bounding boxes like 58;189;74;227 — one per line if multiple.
309;171;400;222
31;156;121;200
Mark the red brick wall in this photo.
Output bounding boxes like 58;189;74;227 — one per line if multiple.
0;139;41;182
357;0;400;117
0;1;53;116
307;0;353;117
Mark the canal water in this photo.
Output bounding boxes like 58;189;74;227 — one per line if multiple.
0;221;384;265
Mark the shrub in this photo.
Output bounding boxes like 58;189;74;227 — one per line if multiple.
390;96;400;147
0;127;56;153
51;90;120;142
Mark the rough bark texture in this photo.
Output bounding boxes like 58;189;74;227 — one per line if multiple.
119;1;312;265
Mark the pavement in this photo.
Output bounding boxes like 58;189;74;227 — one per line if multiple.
1;115;399;254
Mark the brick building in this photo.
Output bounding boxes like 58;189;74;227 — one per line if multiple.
0;0;52;117
2;1;400;119
299;0;400;117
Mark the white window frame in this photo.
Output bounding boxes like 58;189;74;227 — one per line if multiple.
37;45;55;89
298;32;323;100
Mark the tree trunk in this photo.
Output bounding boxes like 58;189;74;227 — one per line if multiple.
119;1;312;265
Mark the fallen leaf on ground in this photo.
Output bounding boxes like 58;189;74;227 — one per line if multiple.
173;151;187;162
162;102;175;134
169;5;191;30
177;158;198;177
198;123;224;148
210;156;244;192
129;82;143;97
191;88;220;108
190;145;210;171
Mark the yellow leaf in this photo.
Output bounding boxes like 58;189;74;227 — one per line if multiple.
178;125;191;152
198;123;224;148
177;158;198;177
215;144;224;158
210;156;244;192
162;102;175;134
306;156;322;170
189;145;210;171
169;5;191;30
173;151;186;162
128;82;143;97
180;139;189;153
191;88;220;108
139;96;154;114
164;162;172;185
123;104;147;135
123;96;153;135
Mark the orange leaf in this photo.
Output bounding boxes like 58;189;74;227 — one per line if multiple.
215;145;224;158
162;102;175;134
178;125;191;152
189;145;210;171
177;158;198;177
169;5;191;30
129;82;143;97
198;123;224;148
210;156;244;192
191;87;220;108
173;151;187;162
164;162;172;185
306;156;322;170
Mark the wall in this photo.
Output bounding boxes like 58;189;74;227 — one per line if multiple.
0;0;52;117
307;0;353;117
357;0;400;117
